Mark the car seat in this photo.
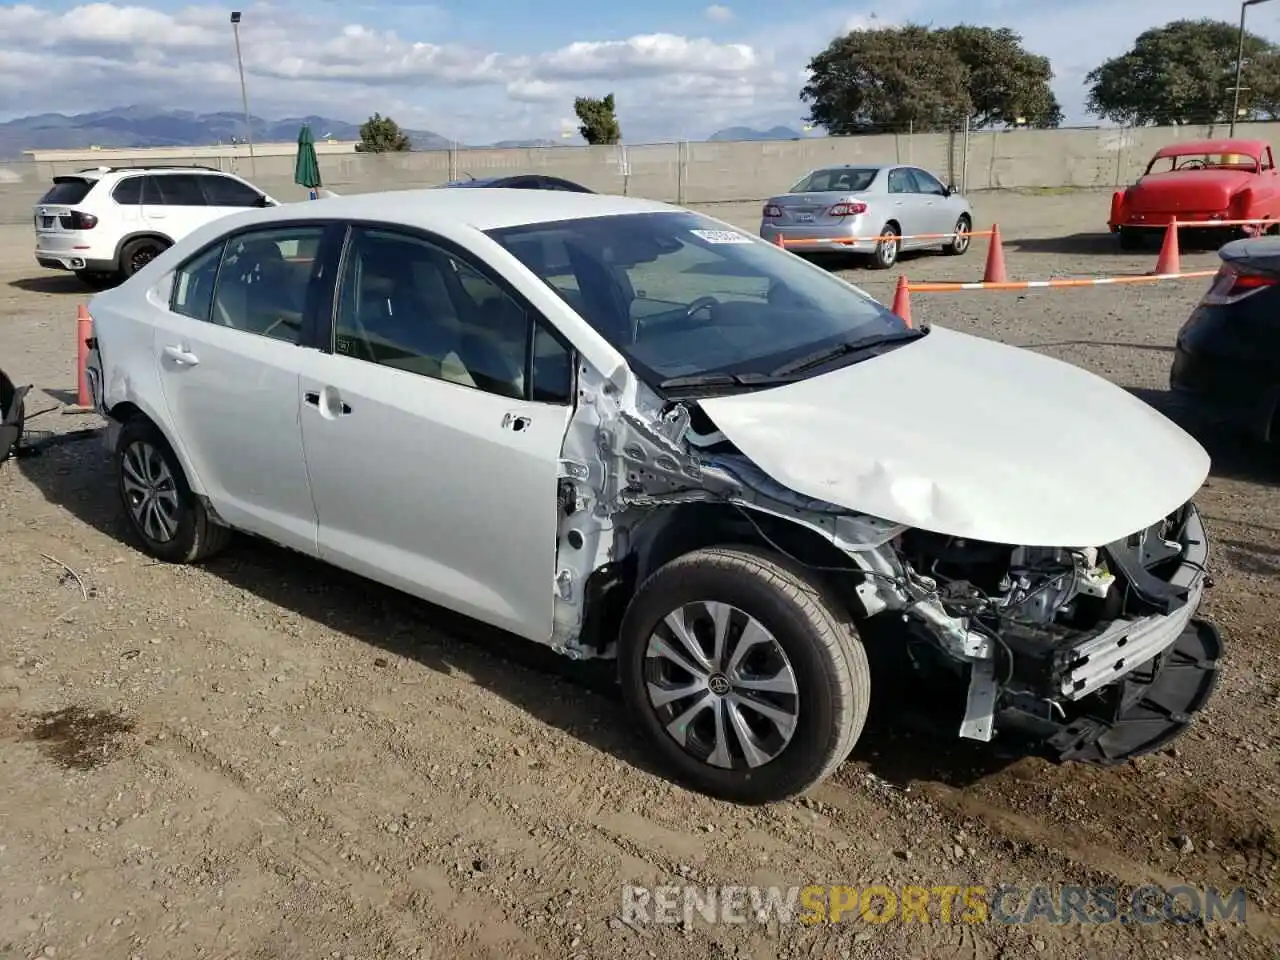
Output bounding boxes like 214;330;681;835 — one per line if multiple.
564;242;633;346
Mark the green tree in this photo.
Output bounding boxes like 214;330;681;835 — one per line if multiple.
356;113;411;153
574;93;622;145
1086;19;1280;125
939;26;1062;128
801;24;1061;134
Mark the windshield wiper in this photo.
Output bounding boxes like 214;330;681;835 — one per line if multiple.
768;328;927;378
658;371;796;392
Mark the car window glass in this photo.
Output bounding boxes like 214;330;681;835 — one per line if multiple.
887;169;913;194
909;168;947;195
334;227;568;402
112;176;143;205
40;178;95;204
489;211;906;386
206;226;325;342
153;174;208;206
170;241;226;321
788;168;878;193
201;175;263;207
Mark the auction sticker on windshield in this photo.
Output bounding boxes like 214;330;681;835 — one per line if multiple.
691;229;753;244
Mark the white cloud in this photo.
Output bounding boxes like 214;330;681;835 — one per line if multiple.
705;4;733;24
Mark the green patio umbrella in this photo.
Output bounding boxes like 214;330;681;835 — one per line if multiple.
294;124;322;199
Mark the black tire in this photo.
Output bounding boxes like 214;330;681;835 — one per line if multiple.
944;214;972;256
114;417;231;563
869;224;900;269
1118;227;1143;251
75;270;115;290
119;237;168;280
618;545;870;804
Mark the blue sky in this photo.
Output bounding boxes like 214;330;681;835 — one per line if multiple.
3;0;1280;142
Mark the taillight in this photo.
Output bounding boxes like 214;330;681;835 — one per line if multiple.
828;201;867;217
59;211;97;230
762;204;782;218
1201;264;1277;304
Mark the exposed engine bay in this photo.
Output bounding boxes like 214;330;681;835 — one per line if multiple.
547;372;1221;766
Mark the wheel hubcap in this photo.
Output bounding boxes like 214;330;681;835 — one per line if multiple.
955;221;970;252
121;440;181;543
643;601;800;770
880;236;897;264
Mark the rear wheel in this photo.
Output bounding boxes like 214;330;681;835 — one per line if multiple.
869;224;900;270
1118;227;1143;251
618;546;870;804
115;417;231;564
119;237;169;280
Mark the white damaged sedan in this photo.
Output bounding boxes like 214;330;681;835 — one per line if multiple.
83;189;1221;804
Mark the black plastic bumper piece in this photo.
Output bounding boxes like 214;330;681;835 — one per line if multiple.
1042;617;1223;765
0;365;30;465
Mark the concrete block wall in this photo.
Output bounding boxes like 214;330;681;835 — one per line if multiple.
1;121;1276;225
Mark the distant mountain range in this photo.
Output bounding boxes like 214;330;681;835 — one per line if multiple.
0;107;813;158
707;125;806;141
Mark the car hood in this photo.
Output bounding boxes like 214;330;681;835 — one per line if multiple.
697;326;1210;548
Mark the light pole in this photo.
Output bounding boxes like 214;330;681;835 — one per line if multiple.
1231;0;1274;136
230;11;256;177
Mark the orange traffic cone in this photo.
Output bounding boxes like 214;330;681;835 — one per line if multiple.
982;223;1007;283
1153;217;1180;275
75;304;92;408
891;275;912;328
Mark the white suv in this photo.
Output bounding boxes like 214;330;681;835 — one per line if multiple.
33;165;278;288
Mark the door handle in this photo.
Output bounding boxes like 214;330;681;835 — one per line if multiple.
501;412;532;432
304;390;351;416
162;344;199;365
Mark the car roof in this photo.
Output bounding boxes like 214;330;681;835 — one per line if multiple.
1155;139;1268;157
217;187;677;232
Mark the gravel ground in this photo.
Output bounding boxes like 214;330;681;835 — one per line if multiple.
0;190;1276;960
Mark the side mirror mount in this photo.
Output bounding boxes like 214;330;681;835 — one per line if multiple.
947;184;959;195
256;194;275;207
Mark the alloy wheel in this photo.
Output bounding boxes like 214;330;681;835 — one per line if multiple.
643;601;800;769
120;440;181;543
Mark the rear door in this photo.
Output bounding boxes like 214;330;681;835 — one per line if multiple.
33;176;98;249
149;221;343;553
142;173;218;238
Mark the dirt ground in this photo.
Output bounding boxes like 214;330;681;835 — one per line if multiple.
0;189;1276;960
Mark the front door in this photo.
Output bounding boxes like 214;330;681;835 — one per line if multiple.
149;222;336;555
297;225;575;641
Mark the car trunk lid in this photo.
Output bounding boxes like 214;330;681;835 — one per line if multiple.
763;192;868;226
33;176;98;236
1128;171;1244;213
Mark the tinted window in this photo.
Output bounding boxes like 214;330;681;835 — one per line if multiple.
201;174;263;207
112;176;143;205
887;169;913;194
542;177;591;193
39;178;95;204
788;168;878;193
909;168;947;195
206;226;327;342
170;241;226;321
333;227;570;402
488;211;905;386
153;174;207;206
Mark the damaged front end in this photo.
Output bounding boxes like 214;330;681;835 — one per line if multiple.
548;372;1220;766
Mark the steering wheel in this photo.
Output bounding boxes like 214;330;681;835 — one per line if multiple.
685;296;720;321
1179;159;1205;170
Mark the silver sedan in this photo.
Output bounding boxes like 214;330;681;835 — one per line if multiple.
758;164;975;269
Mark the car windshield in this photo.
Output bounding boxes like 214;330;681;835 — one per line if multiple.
788;168;879;193
1146;153;1261;174
485;210;909;387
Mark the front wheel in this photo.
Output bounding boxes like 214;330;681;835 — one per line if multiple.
115;417;231;563
944;215;972;256
618;546;870;804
